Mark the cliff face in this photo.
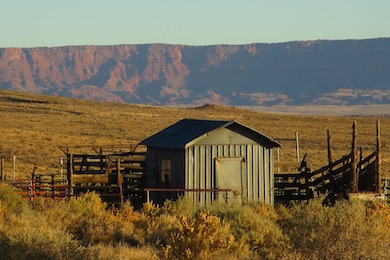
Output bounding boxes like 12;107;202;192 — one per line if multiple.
1;38;390;106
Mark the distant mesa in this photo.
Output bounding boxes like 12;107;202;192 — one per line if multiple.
1;38;390;106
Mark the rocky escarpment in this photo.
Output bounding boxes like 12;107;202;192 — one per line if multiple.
1;38;390;106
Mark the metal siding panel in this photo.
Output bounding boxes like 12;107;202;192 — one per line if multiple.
234;145;240;157
264;147;270;204
230;145;235;157
206;145;212;205
241;145;247;201
224;145;229;156
185;148;189;199
269;149;274;206
189;146;194;201
217;145;223;157
212;145;217;201
247;145;252;200
194;145;200;203
260;147;265;202
200;145;206;206
253;145;259;201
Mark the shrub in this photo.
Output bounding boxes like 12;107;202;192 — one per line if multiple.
139;198;199;246
162;210;234;259
90;243;159;260
0;204;88;259
0;185;25;213
42;192;148;246
279;197;390;259
208;202;290;259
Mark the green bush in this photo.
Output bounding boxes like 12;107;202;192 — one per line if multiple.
0;204;87;260
42;192;147;246
208;202;290;259
162;211;234;259
0;185;25;213
2;190;390;259
90;243;159;260
279;198;390;259
140;198;199;245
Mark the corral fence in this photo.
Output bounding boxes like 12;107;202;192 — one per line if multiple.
383;178;390;204
1;144;147;208
5;173;67;202
274;120;383;205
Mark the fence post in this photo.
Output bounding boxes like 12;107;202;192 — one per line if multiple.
225;190;229;203
60;157;64;180
67;153;74;200
351;121;358;193
296;132;300;162
13;155;16;180
51;174;55;200
376;119;381;193
29;175;34;203
117;159;124;205
327;130;335;202
1;158;4;181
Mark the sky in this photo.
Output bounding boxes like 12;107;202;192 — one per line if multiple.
1;0;390;48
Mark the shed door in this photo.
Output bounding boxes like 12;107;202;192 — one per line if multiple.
215;157;245;201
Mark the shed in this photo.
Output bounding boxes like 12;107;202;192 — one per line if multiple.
140;119;280;205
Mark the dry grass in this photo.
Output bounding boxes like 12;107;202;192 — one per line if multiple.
0;89;389;178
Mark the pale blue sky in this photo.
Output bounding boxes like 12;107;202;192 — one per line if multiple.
1;0;389;48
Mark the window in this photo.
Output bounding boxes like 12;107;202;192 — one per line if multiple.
161;159;171;183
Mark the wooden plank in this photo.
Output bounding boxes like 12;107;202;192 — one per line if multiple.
72;154;103;160
72;174;109;184
274;162;301;173
123;174;143;179
274;161;301;168
108;155;146;162
72;170;106;175
123;165;144;170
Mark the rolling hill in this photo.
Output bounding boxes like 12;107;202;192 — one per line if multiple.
0;89;388;179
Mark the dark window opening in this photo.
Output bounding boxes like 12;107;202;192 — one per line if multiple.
161;159;171;183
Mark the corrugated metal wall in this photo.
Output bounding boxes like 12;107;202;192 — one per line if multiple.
185;144;274;206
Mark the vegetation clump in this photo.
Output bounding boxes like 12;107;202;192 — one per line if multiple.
1;189;390;259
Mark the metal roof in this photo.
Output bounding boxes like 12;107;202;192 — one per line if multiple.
140;118;281;149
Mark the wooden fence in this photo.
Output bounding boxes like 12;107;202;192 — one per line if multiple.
275;120;382;204
383;178;390;205
7;173;67;202
1;145;146;208
66;146;146;208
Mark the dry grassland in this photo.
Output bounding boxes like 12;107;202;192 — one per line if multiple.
1;89;389;179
